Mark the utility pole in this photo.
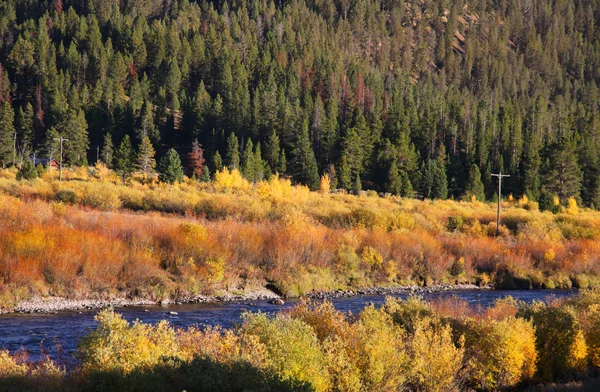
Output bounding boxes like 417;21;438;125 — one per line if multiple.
54;136;69;181
491;172;510;236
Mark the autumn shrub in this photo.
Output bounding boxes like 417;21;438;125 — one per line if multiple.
0;350;28;378
78;309;180;374
518;303;588;381
457;317;537;389
240;312;329;392
407;317;464;392
80;182;122;211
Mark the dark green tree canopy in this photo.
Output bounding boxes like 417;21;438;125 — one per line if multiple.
159;148;184;184
0;0;598;205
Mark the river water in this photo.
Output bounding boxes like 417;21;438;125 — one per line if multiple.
0;289;576;367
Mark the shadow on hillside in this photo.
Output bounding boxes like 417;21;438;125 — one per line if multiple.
0;357;314;392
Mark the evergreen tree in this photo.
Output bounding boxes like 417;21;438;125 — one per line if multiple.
386;160;402;195
433;160;448;199
200;166;211;182
278;149;287;174
17;159;37;180
241;139;255;181
114;135;135;182
541;139;582;205
62;109;89;166
464;164;485;201
226;133;240;170
159;148;184;184
17;103;34;155
291;120;320;190
137;135;156;176
0;102;16;167
212;150;223;173
265;129;280;172
353;173;362;195
523;133;542;200
253;142;265;182
102;133;114;168
138;101;159;143
400;170;413;197
420;159;447;199
338;156;352;191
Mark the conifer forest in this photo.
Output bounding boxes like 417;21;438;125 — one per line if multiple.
0;0;599;208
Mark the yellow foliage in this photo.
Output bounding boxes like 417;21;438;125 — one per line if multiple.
177;326;267;367
408;318;464;392
213;168;251;191
241;313;330;392
256;174;294;199
361;246;384;270
319;174;330;195
78;309;180;374
519;303;588;381
567;197;579;215
354;306;409;391
581;304;600;368
0;350;28;378
460;317;537;389
202;257;226;283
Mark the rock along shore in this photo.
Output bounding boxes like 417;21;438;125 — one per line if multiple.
1;284;491;315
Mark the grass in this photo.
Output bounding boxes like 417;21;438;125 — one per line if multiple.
1;166;600;309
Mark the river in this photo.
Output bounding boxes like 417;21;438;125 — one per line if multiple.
0;289;576;367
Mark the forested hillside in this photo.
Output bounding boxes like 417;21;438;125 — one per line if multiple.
0;0;599;208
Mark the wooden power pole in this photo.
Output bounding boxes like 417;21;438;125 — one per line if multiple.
54;136;69;181
491;172;510;236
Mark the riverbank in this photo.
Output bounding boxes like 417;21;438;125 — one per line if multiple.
2;283;495;315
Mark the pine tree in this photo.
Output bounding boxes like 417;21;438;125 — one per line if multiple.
241;138;255;181
541;138;582;205
17;103;34;155
337;156;351;191
400;170;413;197
226;133;240;170
254;142;265;182
137;135;156;176
0;102;15;167
278;148;287;174
433;160;448;199
187;139;205;179
62;109;89;166
138;101;159;143
17;159;37;180
102;134;114;168
265;129;280;172
291;120;320;190
386;160;402;195
464;164;485;201
114;135;136;182
159;148;185;184
420;159;447;199
353;173;362;195
523;132;542;200
199;166;210;182
212;150;223;173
